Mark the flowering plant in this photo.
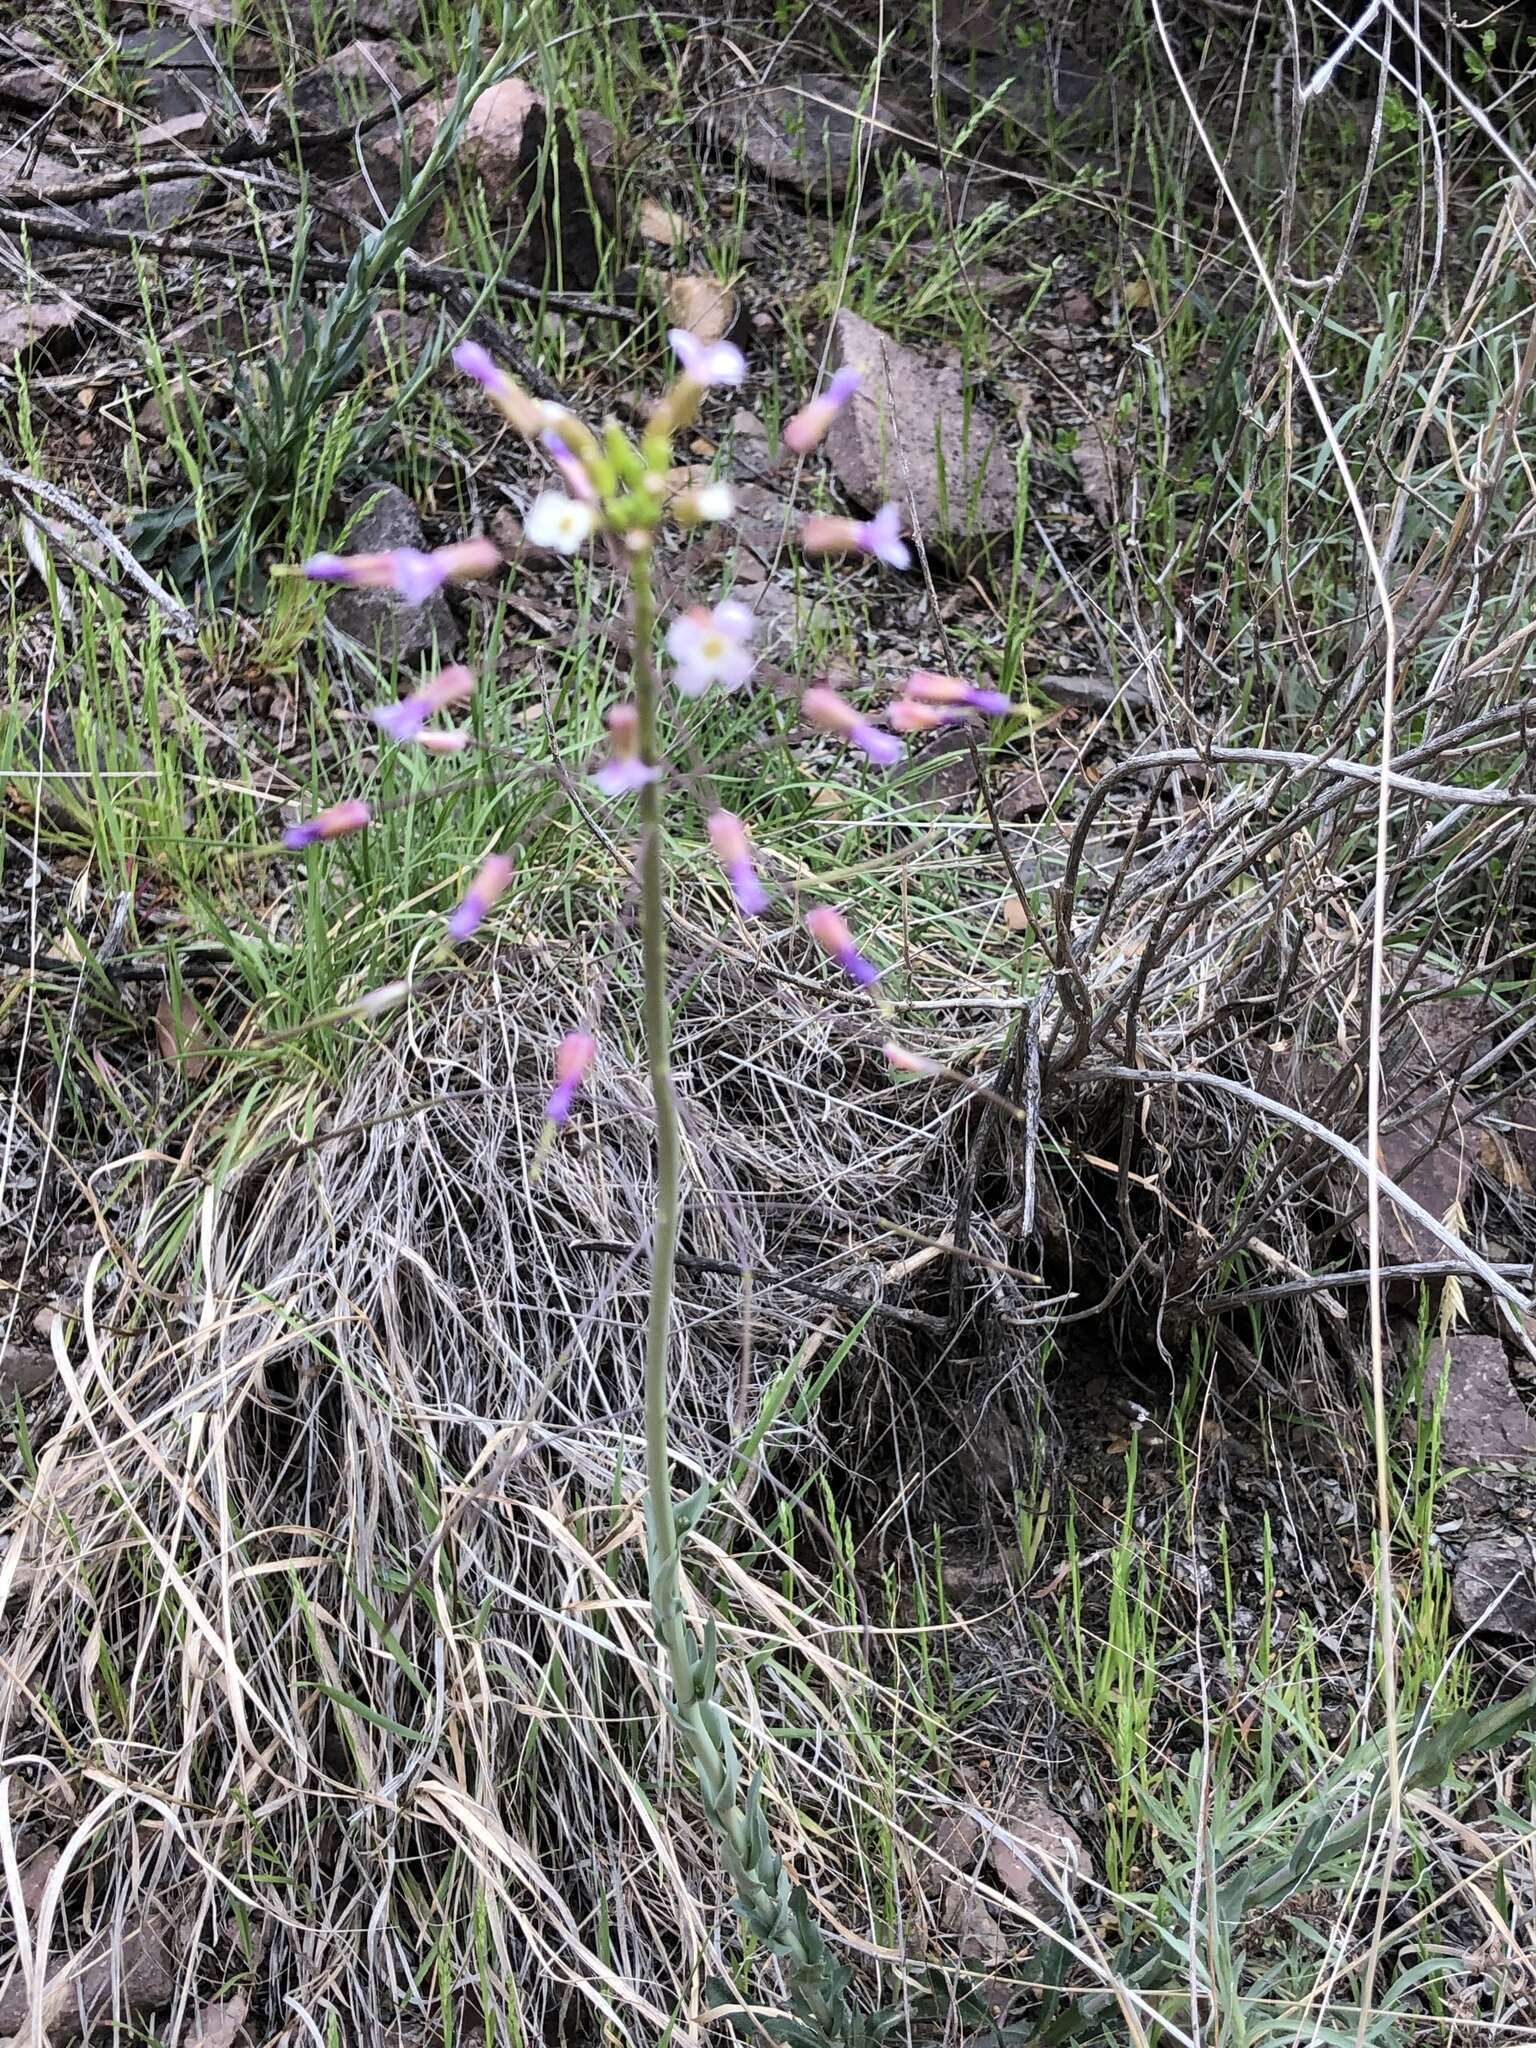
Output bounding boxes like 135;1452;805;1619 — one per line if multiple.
278;327;1011;2042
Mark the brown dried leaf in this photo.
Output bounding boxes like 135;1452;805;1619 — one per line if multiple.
665;273;736;343
155;990;212;1080
638;197;689;246
182;1994;249;2047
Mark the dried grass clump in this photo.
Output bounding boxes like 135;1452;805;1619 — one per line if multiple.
0;928;1040;2045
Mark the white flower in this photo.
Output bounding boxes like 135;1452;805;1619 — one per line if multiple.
524;492;596;554
693;482;735;522
665;599;756;697
669;327;747;388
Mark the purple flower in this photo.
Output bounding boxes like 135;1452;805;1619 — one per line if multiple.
282;798;371;851
888;700;966;735
591;701;661;798
904;670;1012;716
453;341;552;437
858;503;911;569
666;600;756;697
541;428;597;504
371;664;477;743
707;811;768;915
452;340;500;388
800;686;904;768
805;905;879;987
782;364;862;455
298;538;500;606
545;1031;596;1126
447;853;514;942
668;327;747;388
798;502;911;571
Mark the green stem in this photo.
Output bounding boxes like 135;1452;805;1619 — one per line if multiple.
630;547;856;2046
632;547;691;1710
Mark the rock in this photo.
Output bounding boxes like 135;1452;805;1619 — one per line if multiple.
936;0;1013;48
991;1792;1091;1917
1;1342;54;1402
1452;1536;1536;1637
96;175;209;232
0;142;74;190
819;308;1020;556
958;46;1112;145
405;78;614;284
885;161;1011;226
354;0;422;30
323;485;458;665
1374;1101;1478;1268
706;71;922;200
284;40;410;172
908;727;982;809
0;296;79;364
0;1905;177;2041
118;23;222;122
1072;418;1122;525
665;272;737;344
1429;1335;1536;1469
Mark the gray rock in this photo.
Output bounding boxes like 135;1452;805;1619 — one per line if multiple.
118;23;222;122
0;295;80;364
1;1343;54;1402
284;40;410;173
884;161;1012;226
820;307;1021;554
354;0;423;30
706;72;922;200
96;175;209;232
991;1791;1092;1917
1431;1335;1536;1470
325;485;458;666
1452;1536;1536;1638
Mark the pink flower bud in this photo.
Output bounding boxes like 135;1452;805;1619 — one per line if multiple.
283;798;371;850
888;700;966;734
299;539;501;606
447;853;514;941
883;1041;941;1077
798;501;910;570
905;670;1012;716
453;341;554;437
430;537;503;583
545;1031;596;1125
805;905;880;987
373;664;477;742
415;729;471;754
707;811;768;915
800;686;904;768
782;365;861;454
542;428;598;504
356;980;411;1018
